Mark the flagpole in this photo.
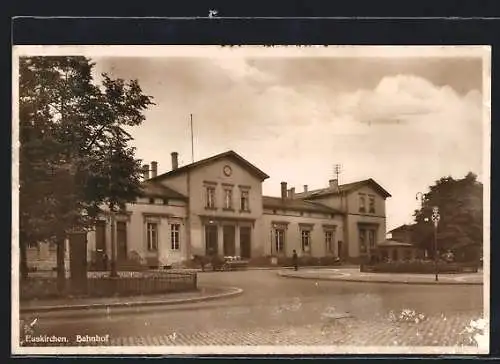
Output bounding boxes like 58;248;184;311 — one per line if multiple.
190;113;194;163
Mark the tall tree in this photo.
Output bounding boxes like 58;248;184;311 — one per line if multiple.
412;172;483;260
19;56;154;288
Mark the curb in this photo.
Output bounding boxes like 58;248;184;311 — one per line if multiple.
277;272;483;286
20;286;243;314
194;266;356;272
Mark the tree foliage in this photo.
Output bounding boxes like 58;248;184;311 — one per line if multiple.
412;172;483;257
19;56;154;279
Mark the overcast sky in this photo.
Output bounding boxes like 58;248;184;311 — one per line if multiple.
91;47;486;231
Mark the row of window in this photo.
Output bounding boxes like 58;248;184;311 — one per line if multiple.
206;184;250;212
359;193;376;214
273;229;336;254
146;222;181;252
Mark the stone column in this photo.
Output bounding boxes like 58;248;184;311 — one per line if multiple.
217;224;224;256
235;225;241;257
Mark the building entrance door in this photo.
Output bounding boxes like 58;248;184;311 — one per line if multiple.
240;226;251;259
205;225;218;256
223;225;236;256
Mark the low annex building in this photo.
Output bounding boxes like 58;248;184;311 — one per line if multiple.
29;150;392;270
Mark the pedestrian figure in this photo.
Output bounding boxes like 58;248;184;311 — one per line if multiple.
292;250;298;271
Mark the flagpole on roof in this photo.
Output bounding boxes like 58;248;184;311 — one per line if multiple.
190;113;194;163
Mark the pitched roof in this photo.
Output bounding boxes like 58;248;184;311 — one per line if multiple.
377;239;415;247
295;178;392;199
263;196;342;214
139;181;188;200
150;150;270;182
388;224;415;234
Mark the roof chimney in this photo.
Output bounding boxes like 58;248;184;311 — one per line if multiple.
142;164;150;180
290;187;295;199
281;182;287;200
329;179;338;190
303;185;308;193
171;152;179;170
151;161;158;178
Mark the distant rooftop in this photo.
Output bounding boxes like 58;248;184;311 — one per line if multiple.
263;196;342;214
388;224;416;234
294;178;391;199
139;181;188;200
377;239;415;248
149;150;270;182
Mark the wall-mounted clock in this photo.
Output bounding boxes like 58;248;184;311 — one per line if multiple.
223;165;232;176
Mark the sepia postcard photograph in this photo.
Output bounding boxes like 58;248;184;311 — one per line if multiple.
11;45;490;355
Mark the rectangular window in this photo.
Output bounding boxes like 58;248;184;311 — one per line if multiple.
325;230;334;254
240;190;250;211
368;195;375;213
301;230;311;252
359;228;367;254
171;223;180;250
359;194;366;213
206;186;216;209
275;229;285;253
224;188;233;209
147;222;158;251
368;230;375;249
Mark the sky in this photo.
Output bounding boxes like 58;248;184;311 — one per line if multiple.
90;47;486;231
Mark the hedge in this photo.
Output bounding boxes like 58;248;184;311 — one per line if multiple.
361;261;479;274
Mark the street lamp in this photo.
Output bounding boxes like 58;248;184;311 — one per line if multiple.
431;206;441;282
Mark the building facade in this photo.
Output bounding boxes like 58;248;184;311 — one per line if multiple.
78;150;391;269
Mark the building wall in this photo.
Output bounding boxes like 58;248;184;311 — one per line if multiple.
26;240;70;272
344;185;388;259
183;157;264;257
84;164;390;265
86;199;188;266
346;185;387;218
391;229;412;243
262;209;344;258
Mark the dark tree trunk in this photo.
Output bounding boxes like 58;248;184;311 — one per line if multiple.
20;240;28;280
56;235;66;294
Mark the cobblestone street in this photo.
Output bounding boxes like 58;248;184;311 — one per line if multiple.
104;312;477;346
20;270;484;349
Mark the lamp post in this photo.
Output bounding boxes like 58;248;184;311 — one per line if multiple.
431;206;441;282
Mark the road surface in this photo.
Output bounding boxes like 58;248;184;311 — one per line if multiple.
19;270;484;347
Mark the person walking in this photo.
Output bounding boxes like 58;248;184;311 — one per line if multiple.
292;250;299;271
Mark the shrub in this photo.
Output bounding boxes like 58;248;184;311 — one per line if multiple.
277;256;293;267
318;256;341;266
248;256;275;267
299;256;320;266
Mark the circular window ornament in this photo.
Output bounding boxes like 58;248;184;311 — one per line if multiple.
223;165;232;176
